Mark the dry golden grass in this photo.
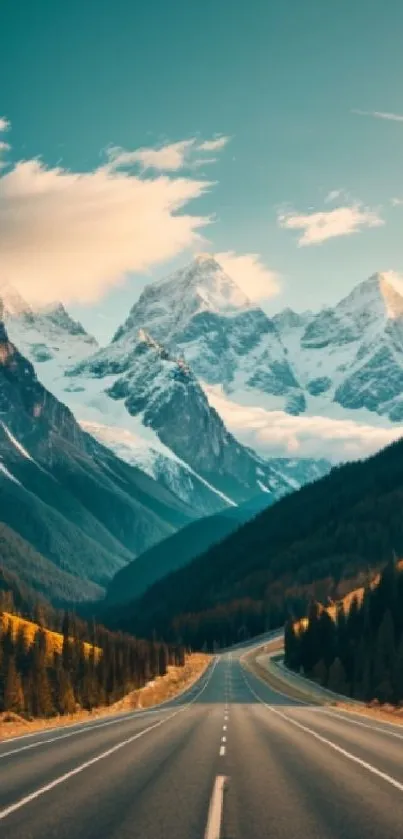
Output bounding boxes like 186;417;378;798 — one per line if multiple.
294;559;403;633
1;612;100;663
113;653;210;712
0;653;210;741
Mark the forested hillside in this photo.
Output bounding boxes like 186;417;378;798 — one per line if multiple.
0;585;185;718
109;436;403;648
285;559;403;704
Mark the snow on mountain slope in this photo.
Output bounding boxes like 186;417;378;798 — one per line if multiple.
0;318;206;598
1;283;98;393
81;419;237;510
0;285;240;514
70;328;324;505
114;255;304;411
275;273;403;420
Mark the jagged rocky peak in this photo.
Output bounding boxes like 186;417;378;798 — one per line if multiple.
0;282;32;319
273;307;312;332
37;300;97;340
338;272;403;321
113;253;254;345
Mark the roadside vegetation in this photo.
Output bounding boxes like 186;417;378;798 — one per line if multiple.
0;584;187;729
285;559;403;705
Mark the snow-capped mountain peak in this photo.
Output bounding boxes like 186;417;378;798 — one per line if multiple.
113;254;253;346
0;283;32;318
338;272;403;322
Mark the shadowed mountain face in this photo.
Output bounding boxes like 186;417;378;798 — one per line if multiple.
115;260;403;423
71;328;328;505
105;495;273;605
0;320;198;596
108;431;403;644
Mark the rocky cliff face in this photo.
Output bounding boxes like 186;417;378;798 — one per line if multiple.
277;273;403;420
72;329;324;505
0;319;200;594
115;255;304;403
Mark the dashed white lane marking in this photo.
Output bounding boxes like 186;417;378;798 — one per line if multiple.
223;725;227;731
244;673;403;795
0;657;219;822
204;775;226;839
219;745;226;757
221;736;227;743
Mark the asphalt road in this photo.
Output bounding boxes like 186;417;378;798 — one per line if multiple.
1;641;403;839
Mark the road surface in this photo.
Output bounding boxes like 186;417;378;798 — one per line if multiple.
1;641;403;838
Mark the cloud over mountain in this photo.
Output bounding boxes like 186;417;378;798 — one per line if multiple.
0;127;230;305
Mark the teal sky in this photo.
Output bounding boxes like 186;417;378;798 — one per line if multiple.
1;0;403;340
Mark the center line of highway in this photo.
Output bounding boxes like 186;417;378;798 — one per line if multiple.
204;775;226;839
219;745;226;756
0;657;219;822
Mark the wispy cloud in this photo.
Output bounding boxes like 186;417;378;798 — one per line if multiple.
278;202;384;246
352;109;403;123
198;136;230;152
0;142;217;305
215;251;280;300
391;197;403;206
324;189;343;204
0;122;10;170
107;135;230;172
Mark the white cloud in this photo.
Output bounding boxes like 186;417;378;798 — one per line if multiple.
205;387;403;462
391;197;403;206
198;136;230;152
0;117;10;132
215;251;280;300
324;189;343;204
0;155;213;305
278;203;384;246
107;139;196;172
352;109;403;123
107;135;230;172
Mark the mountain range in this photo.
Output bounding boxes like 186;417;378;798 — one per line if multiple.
0;318;201;601
1;255;402;604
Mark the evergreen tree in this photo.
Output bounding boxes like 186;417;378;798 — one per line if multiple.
4;656;25;713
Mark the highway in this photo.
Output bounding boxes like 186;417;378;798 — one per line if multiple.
1;642;403;838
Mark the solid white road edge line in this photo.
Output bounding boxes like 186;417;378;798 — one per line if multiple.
243;673;403;794
317;707;403;741
240;648;403;739
0;707;174;761
0;657;219;821
204;775;226;839
0;657;216;750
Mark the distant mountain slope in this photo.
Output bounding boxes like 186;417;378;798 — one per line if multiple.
121;257;403;436
106;495;272;605
70;328;327;505
1;273;330;510
0;319;198;596
115;254;304;410
0;524;102;604
114;433;403;645
275;273;403;421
